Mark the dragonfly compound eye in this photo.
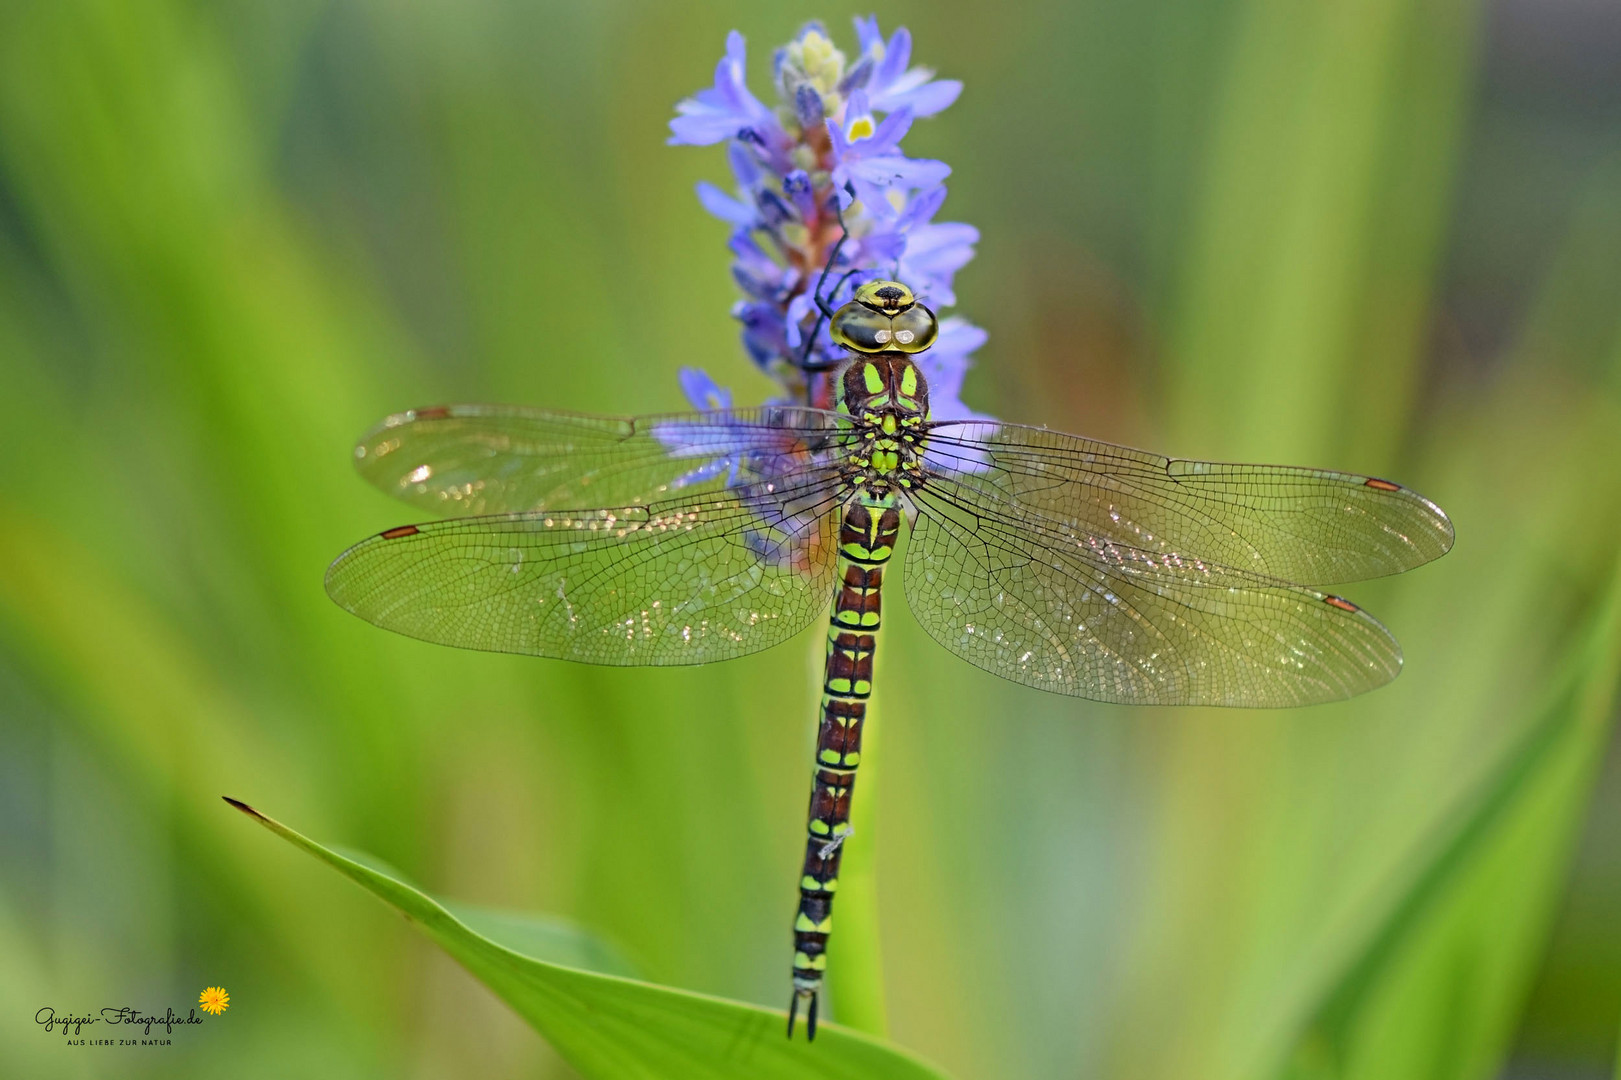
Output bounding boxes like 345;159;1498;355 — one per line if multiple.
829;302;897;354
886;304;938;354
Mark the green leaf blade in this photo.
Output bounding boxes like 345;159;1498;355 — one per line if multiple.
224;798;951;1080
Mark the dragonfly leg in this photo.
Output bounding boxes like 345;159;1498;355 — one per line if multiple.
796;268;859;372
792;184;863;373
812;184;858;318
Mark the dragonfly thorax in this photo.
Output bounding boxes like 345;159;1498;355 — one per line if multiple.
837;353;930;418
836;354;929;498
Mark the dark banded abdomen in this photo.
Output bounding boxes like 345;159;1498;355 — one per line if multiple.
789;499;900;1038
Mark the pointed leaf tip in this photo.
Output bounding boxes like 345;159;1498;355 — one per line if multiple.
221;795;262;819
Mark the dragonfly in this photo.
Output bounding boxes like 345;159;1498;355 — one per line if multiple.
325;278;1453;1040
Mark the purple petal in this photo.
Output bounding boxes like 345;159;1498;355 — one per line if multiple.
843;89;872;130
860;228;907;263
678;367;734;411
866;106;915;151
736;301;789;366
727;141;761;186
668;111;743;146
834;173;880;215
907;222;979;265
932;316;988;360
755;188;793;226
918;317;994;438
846;154;951;188
872;64;930;99
784;292;817;348
726;228;768;265
897;185;948;228
669;31;780;146
876;79;962;118
733;264;780;301
825;117;852;160
874;27;912;89
711;53;753;118
908;279;955;308
696;181;757;226
853;15;883;55
782;169;817;221
727;239;787;300
718;31;750;106
839;55;874;94
795;85;825;130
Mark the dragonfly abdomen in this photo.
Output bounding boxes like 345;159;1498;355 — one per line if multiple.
789;498;900;1039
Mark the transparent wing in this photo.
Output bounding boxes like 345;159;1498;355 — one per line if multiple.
354;404;849;516
922;421;1453;585
326;467;845;664
903;477;1403;706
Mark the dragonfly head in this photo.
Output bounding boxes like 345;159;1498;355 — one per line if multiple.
829;280;938;356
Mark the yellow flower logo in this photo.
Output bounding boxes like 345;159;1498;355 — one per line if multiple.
198;987;230;1016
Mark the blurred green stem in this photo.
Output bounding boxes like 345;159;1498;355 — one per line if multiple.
818;634;889;1036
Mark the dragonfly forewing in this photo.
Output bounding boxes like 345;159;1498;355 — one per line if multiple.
922;420;1454;586
354;404;850;517
325;471;845;664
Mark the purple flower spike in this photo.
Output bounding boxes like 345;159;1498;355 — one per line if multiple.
672;20;987;417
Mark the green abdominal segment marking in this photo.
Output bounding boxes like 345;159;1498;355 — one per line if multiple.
790;497;900;1037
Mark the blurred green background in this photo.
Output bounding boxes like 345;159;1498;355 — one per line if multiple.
3;0;1620;1077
